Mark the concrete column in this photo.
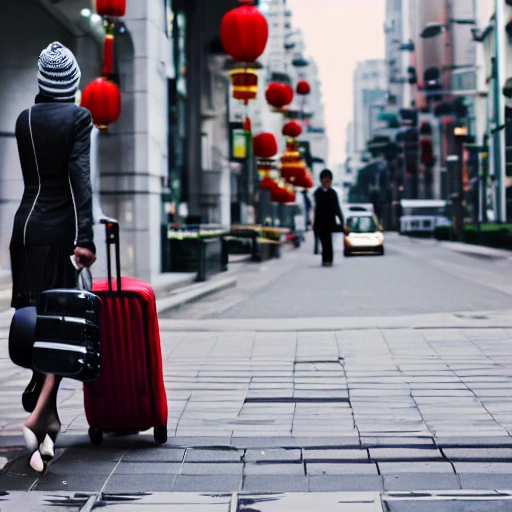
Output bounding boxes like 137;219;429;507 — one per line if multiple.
98;0;170;282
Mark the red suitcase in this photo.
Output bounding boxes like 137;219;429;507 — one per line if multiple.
84;219;168;445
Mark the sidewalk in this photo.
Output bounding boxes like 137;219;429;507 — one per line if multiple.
0;262;241;316
2;314;512;503
439;240;512;261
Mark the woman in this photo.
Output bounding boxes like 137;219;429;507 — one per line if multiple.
10;42;96;472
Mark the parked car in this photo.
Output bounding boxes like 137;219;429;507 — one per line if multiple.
344;212;385;256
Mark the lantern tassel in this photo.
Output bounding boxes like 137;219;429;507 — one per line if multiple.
244;117;251;134
103;34;115;77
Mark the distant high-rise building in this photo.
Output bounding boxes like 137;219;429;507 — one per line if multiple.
352;60;387;155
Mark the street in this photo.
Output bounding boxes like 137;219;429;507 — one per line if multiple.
162;233;512;320
2;234;512;510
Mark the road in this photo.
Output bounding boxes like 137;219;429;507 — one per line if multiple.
162;232;512;320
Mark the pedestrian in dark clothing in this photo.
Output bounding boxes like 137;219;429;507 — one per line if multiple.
9;42;96;472
313;169;344;266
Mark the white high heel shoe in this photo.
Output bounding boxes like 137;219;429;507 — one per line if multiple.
39;434;55;460
22;426;45;472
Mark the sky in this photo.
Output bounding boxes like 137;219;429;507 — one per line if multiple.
286;0;386;168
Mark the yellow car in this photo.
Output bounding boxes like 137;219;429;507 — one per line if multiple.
344;213;385;256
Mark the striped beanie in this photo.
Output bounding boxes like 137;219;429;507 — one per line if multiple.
37;42;81;100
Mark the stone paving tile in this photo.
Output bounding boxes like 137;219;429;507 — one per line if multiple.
100;492;233;507
104;474;174;493
167;437;232;447
173;474;242;492
239;492;384;511
378;462;455;474
123;446;185;463
47;459;118;476
245;448;301;462
231;436;361;449
34;474;107;492
180;462;243;475
184;449;243;462
385;498;512;512
361;437;435;447
303;449;369;462
453;462;512;473
443;448;512;461
0;473;36;491
114;462;183;475
307;463;378;476
242;474;309;492
435;436;512;447
244;462;305;475
308;475;384;492
0;492;92;512
383;473;461;491
369;448;443;461
459;473;512;490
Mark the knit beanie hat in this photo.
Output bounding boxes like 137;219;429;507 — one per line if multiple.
37;42;81;100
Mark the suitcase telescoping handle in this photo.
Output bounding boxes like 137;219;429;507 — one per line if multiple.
100;218;122;292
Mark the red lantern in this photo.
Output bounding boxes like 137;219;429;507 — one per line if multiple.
231;70;258;104
280;139;306;183
296;80;311;95
283;121;302;138
81;78;122;128
295;172;313;189
253;132;278;158
260;177;277;191
221;0;269;63
96;0;126;17
266;82;294;109
281;165;306;183
271;184;288;202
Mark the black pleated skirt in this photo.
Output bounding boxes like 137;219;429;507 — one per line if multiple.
10;244;76;309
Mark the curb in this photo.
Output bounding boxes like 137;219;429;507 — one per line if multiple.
439;241;512;261
156;277;238;314
0;277;237;318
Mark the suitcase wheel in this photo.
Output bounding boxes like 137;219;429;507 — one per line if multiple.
154;426;168;445
89;427;103;445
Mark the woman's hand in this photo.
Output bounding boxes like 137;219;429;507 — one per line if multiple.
74;247;96;268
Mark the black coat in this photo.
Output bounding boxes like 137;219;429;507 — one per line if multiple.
313;187;344;233
10;96;95;309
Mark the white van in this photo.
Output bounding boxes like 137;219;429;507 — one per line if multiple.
399;200;450;235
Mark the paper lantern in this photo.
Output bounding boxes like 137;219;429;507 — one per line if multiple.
266;82;294;109
253;132;278;158
296;80;311;95
282;121;302;138
96;0;126;17
220;0;269;63
280;139;306;183
230;70;258;104
260;177;277;191
81;78;121;128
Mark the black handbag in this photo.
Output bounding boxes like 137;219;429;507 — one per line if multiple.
32;269;102;382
